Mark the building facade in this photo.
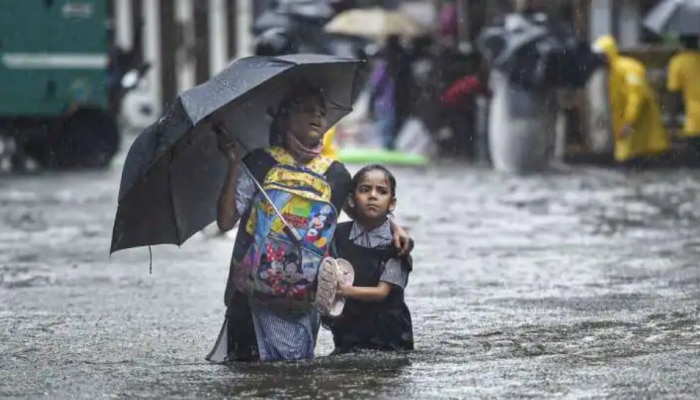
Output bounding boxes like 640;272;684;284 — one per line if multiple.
112;0;253;129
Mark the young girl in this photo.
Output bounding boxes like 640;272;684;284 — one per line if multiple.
327;164;414;353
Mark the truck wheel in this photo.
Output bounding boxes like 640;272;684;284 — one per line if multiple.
48;109;120;169
23;137;50;168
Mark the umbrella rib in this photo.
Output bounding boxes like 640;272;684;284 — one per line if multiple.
327;97;352;112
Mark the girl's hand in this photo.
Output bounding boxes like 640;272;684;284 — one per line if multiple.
336;282;390;302
337;283;351;297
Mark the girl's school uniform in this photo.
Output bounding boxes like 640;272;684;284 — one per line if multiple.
327;220;414;353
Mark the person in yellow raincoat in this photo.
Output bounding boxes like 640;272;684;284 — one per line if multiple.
593;35;669;165
667;35;700;153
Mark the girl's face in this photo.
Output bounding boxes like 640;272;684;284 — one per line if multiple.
286;97;327;147
349;169;396;220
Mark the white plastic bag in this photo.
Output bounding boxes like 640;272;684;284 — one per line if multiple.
394;117;437;157
339;88;371;127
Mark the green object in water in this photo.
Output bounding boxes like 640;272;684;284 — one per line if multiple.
338;148;429;165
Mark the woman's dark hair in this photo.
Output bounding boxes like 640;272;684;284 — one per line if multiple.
269;84;327;146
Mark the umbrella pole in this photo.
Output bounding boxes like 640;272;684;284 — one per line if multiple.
214;125;303;245
241;163;304;245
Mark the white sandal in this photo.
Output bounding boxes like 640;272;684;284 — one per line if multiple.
329;258;355;317
315;257;339;317
315;257;356;318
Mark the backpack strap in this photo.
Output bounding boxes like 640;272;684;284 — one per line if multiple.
307;155;334;176
267;146;295;165
244;149;278;182
267;146;334;176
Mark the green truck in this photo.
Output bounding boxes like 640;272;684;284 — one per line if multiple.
0;0;139;169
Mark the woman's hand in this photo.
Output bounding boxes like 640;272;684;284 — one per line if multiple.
216;131;238;163
390;221;413;256
216;131;242;232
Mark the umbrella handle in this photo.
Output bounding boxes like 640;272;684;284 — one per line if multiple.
214;124;250;154
214;124;303;246
243;162;303;247
283;225;304;245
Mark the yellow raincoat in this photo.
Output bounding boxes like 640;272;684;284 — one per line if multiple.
321;126;339;160
667;50;700;136
594;36;669;162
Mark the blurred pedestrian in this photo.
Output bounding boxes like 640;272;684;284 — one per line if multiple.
369;35;410;149
667;35;700;153
593;35;669;167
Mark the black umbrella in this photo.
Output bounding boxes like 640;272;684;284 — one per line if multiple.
547;39;606;89
492;28;548;69
275;0;335;21
111;54;361;254
253;1;335;35
477;14;549;67
644;0;700;37
478;14;603;91
253;11;305;35
477;22;549;90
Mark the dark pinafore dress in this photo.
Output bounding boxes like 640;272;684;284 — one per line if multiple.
327;222;414;353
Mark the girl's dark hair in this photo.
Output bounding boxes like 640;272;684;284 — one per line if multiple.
345;164;397;220
269;84;327;146
351;164;397;197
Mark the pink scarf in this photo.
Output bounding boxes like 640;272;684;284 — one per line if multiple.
285;130;323;163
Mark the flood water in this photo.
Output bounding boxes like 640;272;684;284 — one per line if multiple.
2;150;700;399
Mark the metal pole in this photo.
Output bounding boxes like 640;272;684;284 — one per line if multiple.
159;0;177;109
209;0;228;76
175;0;196;92
227;0;238;62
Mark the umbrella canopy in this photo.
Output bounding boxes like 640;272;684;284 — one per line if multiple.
478;13;603;91
644;0;700;37
253;11;304;35
324;7;426;41
111;54;362;253
276;0;335;20
253;1;335;35
477;14;549;69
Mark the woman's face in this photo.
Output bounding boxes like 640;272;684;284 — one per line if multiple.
286;97;327;147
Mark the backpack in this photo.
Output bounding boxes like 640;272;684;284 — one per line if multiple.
234;147;338;313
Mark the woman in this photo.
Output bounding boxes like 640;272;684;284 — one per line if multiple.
207;84;413;363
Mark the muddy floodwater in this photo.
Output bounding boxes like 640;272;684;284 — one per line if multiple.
2;150;700;399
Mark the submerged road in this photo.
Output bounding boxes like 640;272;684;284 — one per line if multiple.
2;145;700;399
